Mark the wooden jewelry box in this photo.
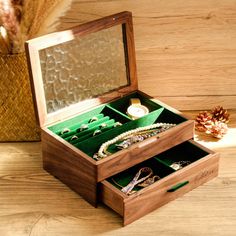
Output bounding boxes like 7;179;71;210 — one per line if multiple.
25;11;219;225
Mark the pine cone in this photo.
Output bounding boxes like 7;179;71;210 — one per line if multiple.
207;121;228;139
195;111;213;132
211;106;230;123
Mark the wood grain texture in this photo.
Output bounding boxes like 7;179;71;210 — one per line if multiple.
57;0;236;110
40;100;194;205
26;12;138;127
41;128;98;206
0;110;235;235
97;119;194;181
100;140;219;225
123;151;219;225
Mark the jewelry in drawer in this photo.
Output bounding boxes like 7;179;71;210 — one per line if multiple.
100;140;219;225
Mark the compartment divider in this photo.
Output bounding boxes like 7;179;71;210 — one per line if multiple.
76;107;173;157
107;157;175;193
154;157;178;172
108;91;164;114
64;116;110;140
49;91;190;159
50;105;106;134
106;104;132;120
60;114;106;138
70;119;116;144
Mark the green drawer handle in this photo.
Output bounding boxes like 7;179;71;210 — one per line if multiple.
167;181;189;192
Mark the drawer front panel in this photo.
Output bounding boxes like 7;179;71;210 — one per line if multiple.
100;141;219;226
97;120;194;181
123;153;219;225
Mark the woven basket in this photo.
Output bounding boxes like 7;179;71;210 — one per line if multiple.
0;53;40;141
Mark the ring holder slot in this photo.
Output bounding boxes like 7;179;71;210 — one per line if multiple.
64;116;111;141
76;103;187;158
69;119;116;145
48;105;131;141
76;107;165;157
60;113;105;138
48;91;187;158
108;157;175;193
48;105;130;135
154;141;210;171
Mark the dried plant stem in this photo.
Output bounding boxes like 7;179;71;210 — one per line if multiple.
1;0;72;54
35;0;73;36
21;0;72;39
0;26;10;53
0;0;23;53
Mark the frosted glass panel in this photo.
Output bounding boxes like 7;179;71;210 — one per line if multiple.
39;25;129;113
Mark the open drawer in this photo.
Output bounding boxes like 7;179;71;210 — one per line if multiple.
26;11;196;207
99;140;219;225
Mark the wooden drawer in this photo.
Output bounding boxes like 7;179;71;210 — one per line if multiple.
25;12;218;222
99;140;219;225
41;92;194;206
26;11;197;208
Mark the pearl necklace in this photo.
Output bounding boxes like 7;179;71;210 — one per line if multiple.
93;123;175;160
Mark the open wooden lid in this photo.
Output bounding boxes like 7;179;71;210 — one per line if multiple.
25;11;138;127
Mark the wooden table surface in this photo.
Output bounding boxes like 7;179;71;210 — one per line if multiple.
0;111;235;236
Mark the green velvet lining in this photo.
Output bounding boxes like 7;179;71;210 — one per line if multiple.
108;141;209;193
69;119;116;145
49;105;106;134
108;157;175;192
109;91;162;114
49;105;131;135
48;91;188;158
154;141;209;170
76;107;164;156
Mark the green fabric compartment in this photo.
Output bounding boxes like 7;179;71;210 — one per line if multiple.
76;107;165;156
108;91;162;114
108;90;186;124
107;141;209;193
155;141;210;170
69;119;116;145
48;105;131;136
76;106;186;157
48;91;188;158
108;157;175;192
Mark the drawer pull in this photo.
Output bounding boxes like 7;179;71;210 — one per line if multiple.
167;181;189;192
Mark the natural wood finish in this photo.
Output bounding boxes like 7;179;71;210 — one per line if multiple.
98;181;126;216
26;12;196;207
159;96;236;111
40;96;194;205
25;11;138;127
58;0;236;110
97;119;194;181
41;128;98;206
0;110;235;235
100;140;219;225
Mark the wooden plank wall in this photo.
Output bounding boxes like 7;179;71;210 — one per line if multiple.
58;0;236;110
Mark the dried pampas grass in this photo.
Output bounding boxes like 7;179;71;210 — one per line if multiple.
24;0;73;38
0;0;23;53
0;0;72;54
